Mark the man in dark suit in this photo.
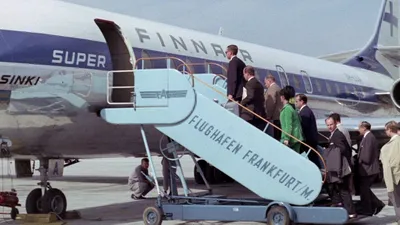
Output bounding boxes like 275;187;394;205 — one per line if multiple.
226;44;246;101
357;121;385;216
295;94;320;168
240;66;266;130
325;116;357;219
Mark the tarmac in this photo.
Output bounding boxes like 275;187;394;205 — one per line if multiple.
0;156;398;225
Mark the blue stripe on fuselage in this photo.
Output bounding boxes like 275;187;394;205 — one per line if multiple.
0;29;384;103
0;29;112;70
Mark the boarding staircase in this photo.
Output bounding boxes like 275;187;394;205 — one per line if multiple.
101;57;325;206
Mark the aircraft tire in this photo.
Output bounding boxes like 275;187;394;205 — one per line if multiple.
25;188;43;214
204;163;217;184
213;168;228;183
41;188;67;219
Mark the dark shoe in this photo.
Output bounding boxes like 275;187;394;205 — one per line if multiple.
357;210;373;217
131;194;145;200
374;203;385;215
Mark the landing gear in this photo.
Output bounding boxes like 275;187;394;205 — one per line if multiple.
194;159;234;185
25;159;67;219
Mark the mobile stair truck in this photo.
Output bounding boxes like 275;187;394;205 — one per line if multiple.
100;57;349;225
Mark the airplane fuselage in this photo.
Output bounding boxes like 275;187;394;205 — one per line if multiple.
0;0;397;159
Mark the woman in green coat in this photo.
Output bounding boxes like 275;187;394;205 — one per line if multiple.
279;86;304;153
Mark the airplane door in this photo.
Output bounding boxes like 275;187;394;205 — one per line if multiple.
94;19;135;104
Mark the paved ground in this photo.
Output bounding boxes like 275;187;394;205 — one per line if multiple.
0;156;398;224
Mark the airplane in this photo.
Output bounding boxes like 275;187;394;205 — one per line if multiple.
0;0;399;219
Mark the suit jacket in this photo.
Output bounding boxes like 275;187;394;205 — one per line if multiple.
323;145;352;183
357;132;380;177
298;105;319;147
227;56;246;101
265;83;283;121
240;77;266;121
280;103;304;146
330;129;352;167
380;135;400;192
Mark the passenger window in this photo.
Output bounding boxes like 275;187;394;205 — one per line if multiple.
326;82;332;94
315;79;322;92
185;58;195;74
300;70;313;93
140;50;152;69
276;65;289;87
293;74;301;89
344;85;350;95
255;69;260;81
357;86;365;98
335;83;340;94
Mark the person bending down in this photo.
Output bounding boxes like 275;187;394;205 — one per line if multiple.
128;158;155;199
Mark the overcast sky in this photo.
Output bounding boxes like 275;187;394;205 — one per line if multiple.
62;0;382;57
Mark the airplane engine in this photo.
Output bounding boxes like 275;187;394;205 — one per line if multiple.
390;78;400;109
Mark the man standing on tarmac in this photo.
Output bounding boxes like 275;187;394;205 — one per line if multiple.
226;44;246;102
128;158;154;199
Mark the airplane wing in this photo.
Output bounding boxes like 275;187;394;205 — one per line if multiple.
318;46;400;67
317;49;360;63
376;46;400;66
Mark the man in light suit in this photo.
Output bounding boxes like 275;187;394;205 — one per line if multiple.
295;94;320;168
357;121;385;216
226;44;246;102
240;66;266;130
264;74;283;140
381;121;400;223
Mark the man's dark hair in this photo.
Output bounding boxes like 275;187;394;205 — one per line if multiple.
360;121;371;130
329;113;341;123
244;66;255;76
227;44;238;55
141;158;149;163
279;85;295;101
296;94;308;104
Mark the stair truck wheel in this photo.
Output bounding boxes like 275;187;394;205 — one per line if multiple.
266;205;292;225
143;206;163;225
194;159;207;185
25;188;43;214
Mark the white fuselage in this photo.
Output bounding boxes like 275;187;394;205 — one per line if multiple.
0;0;396;159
